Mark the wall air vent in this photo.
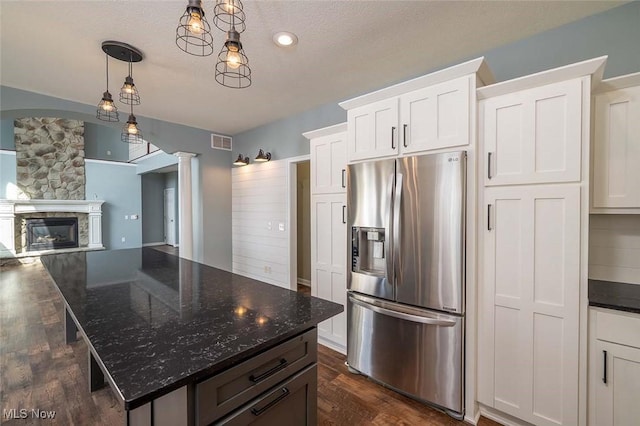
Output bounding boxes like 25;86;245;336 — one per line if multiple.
211;133;232;151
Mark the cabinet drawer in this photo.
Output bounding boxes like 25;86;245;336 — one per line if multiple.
196;329;317;426
595;309;640;348
215;364;317;426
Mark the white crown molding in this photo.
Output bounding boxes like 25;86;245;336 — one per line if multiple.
302;122;347;140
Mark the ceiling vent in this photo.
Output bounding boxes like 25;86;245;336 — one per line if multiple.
211;133;232;151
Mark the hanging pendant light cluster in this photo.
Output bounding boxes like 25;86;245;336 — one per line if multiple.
95;41;144;144
175;0;251;89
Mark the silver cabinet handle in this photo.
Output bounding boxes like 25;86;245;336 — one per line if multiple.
350;295;457;326
403;124;408;147
342;205;346;224
487;204;492;231
487;152;493;179
341;169;346;188
391;126;396;149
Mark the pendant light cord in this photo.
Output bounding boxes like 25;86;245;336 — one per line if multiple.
105;54;109;92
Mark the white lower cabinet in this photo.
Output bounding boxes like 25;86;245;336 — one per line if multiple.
589;308;640;426
479;184;581;425
310;194;347;352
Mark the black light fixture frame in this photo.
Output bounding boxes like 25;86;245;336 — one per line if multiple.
233;154;249;166
213;0;246;33
255;149;271;162
96;53;119;122
101;41;145;144
176;0;214;56
215;28;251;89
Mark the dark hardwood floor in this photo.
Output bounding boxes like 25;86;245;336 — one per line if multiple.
148;244;179;256
1;261;499;425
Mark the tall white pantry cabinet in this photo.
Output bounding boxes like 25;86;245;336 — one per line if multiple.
304;123;348;353
477;57;607;426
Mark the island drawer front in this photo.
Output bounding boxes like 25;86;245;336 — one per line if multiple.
196;328;317;425
214;364;317;426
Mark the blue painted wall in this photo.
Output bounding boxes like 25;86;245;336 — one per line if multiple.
85;161;142;250
1;119;13;150
233;2;640;160
84;122;129;162
0;152;17;198
141;173;165;244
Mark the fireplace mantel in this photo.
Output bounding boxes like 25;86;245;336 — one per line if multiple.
0;199;105;256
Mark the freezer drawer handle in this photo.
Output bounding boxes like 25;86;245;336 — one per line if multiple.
341;169;346;188
403;124;408;147
391;126;396;149
342;205;346;224
250;387;290;416
249;358;288;383
350;296;457;326
603;350;607;384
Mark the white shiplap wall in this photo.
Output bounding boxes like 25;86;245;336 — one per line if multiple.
589;215;640;285
232;159;291;289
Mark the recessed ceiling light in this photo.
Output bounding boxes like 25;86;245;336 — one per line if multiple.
273;31;298;47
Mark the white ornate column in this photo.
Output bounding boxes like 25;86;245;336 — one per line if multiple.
87;201;105;249
174;152;196;260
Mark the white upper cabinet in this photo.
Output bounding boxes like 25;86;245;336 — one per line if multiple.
347;98;399;162
482;78;583;186
592;76;640;211
340;57;493;163
400;76;471;153
309;130;347;194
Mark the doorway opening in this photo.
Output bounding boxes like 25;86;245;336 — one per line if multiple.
296;161;311;296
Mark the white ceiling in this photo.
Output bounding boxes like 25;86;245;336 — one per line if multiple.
0;1;624;135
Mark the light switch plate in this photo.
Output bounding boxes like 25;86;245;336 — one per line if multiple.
278;223;285;231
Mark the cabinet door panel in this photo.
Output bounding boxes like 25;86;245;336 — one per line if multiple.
593;85;640;208
311;194;347;349
481;185;580;425
401;76;470;154
348;98;398;161
593;340;640;426
311;132;347;194
484;78;583;186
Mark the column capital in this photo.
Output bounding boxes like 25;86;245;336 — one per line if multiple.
174;151;197;159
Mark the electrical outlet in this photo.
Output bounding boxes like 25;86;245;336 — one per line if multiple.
106;150;111;156
267;221;272;230
124;215;128;220
121;237;126;243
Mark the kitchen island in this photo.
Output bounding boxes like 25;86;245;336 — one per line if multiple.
40;248;342;426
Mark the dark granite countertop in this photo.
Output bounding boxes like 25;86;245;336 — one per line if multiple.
40;248;342;410
588;279;640;315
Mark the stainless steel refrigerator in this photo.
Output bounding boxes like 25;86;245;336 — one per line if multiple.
346;150;466;419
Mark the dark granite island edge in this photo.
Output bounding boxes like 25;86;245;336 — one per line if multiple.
39;248;343;419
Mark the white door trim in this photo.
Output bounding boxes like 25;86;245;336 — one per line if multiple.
287;154;311;291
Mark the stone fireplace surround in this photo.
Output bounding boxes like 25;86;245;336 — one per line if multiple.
0;199;104;257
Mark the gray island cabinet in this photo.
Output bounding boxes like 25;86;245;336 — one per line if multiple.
40;248;342;426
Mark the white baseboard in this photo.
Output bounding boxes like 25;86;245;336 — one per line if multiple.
297;278;311;287
318;338;346;355
479;404;530;426
142;242;165;247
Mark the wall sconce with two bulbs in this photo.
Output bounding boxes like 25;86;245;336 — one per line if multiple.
233;149;271;166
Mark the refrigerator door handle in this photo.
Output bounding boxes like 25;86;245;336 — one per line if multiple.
349;294;457;327
393;172;403;287
385;173;395;287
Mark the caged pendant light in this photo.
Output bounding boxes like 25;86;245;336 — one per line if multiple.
176;0;214;56
96;53;119;122
214;0;251;89
100;41;145;144
120;60;141;105
121;104;144;144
